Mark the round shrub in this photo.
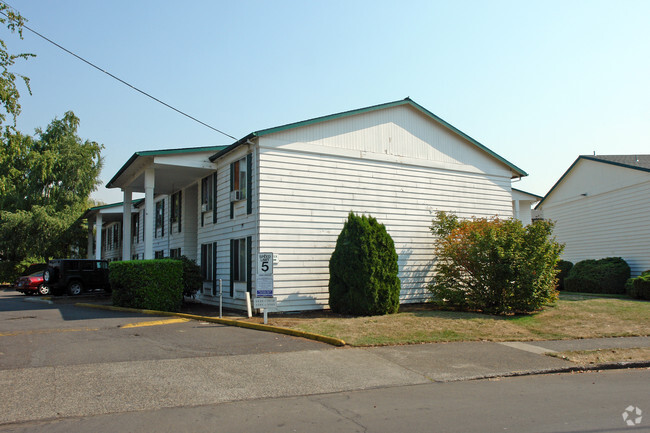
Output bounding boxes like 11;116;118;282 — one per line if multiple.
328;212;400;316
627;270;650;300
564;257;630;294
555;260;573;291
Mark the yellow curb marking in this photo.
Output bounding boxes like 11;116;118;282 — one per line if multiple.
120;318;190;329
0;327;99;337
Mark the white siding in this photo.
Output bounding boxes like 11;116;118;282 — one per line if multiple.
195;145;258;311
540;179;650;276
258;147;513;311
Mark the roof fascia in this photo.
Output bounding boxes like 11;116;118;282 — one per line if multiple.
582;155;650;174
535;156;583;209
209;98;528;177
108;146;226;188
512;187;543;200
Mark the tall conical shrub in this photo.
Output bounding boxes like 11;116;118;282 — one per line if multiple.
328;212;400;315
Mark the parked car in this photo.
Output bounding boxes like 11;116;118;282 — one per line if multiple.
43;259;111;296
14;264;49;295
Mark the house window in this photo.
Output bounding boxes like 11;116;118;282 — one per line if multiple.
155;199;165;237
170;247;181;259
201;243;214;282
170;191;182;227
201;175;213;212
131;253;139;260
231;157;247;200
131;212;139;244
232;238;247;282
113;222;120;250
154;250;165;259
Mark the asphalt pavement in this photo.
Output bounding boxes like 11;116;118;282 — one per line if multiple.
1;290;649;428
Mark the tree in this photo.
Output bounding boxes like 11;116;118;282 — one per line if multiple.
0;112;104;280
328;212;401;316
0;4;34;127
428;212;563;315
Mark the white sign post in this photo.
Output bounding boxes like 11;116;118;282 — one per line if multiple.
256;252;275;323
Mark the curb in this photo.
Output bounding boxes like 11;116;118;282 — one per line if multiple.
24;296;53;305
74;303;346;347
456;361;650;383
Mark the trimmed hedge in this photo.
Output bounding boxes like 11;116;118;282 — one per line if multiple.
626;270;650;300
110;260;183;311
329;212;400;316
564;257;630;294
555;260;573;291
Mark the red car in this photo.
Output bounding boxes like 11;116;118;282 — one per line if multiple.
14;265;49;296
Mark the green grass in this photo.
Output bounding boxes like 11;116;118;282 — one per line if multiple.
260;294;649;346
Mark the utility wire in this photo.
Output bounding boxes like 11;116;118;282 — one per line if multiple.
0;6;237;141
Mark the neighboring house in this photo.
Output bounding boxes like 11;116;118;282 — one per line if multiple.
511;188;542;225
93;98;527;312
83;200;143;261
536;155;650;276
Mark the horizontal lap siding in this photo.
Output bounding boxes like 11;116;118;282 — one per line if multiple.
259;149;512;311
542;180;650;276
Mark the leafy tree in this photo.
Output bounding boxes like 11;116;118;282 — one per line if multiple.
428;211;563;315
0;112;104;280
0;4;34;127
329;212;401;316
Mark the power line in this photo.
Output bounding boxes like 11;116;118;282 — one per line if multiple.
0;5;237;141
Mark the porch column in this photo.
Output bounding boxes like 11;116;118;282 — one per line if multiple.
122;187;132;261
95;213;103;260
513;199;521;221
87;220;94;259
144;168;155;260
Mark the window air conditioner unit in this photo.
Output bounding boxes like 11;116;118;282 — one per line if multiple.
230;190;243;202
201;203;209;212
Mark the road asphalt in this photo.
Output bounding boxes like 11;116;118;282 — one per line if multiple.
1;295;648;427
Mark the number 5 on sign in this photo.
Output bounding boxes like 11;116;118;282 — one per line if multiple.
257;252;273;275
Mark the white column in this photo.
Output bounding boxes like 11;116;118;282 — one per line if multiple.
122;187;132;261
87;221;94;259
514;200;521;221
95;214;103;260
144;168;155;260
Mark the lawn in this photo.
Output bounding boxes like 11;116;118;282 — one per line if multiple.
251;293;650;346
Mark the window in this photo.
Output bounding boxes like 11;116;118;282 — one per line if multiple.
201;176;213;211
113;222;120;250
131;253;139;260
201;243;214;282
155;250;164;259
155;199;165;237
170;191;182;227
231;157;247;200
131;212;139;244
232;238;247;282
170;247;181;258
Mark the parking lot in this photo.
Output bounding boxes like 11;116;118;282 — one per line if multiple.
0;289;330;370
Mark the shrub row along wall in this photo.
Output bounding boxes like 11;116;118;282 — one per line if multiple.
110;260;183;311
564;257;630;295
627;270;650;300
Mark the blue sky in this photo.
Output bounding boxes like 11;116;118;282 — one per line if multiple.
4;0;650;204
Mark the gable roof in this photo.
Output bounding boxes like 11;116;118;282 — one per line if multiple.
107;146;227;189
536;154;650;208
512;188;543;201
209;97;527;178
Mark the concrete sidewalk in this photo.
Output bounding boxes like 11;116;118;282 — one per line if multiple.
2;333;648;425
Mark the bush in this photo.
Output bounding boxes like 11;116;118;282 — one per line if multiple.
564;257;630;294
174;256;202;298
329;212;401;316
110;260;183;311
428;212;563;315
555;260;573;291
626;270;650;300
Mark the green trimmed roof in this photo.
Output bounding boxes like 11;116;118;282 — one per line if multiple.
536;154;650;209
210;97;527;177
107;145;227;188
82;199;144;219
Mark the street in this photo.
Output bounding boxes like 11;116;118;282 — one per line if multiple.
1;290;648;432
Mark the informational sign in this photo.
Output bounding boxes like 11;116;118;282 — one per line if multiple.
256;252;274;298
256;275;274;297
253;297;278;311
